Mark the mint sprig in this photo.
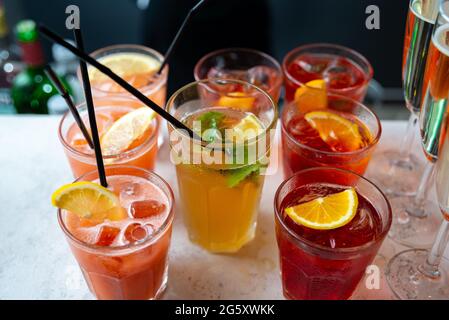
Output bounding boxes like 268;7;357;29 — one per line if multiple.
226;163;263;188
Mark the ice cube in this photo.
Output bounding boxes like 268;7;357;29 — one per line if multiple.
119;182;145;206
95;225;121;246
247;66;272;90
207;67;247;92
124;223;148;243
295;57;328;74
129;200;166;219
349;208;373;232
323;60;357;88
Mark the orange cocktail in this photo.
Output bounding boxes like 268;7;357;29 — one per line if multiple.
58;98;159;178
85;44;168;107
57;166;174;300
167;79;277;253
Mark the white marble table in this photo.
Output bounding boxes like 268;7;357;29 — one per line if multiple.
0;116;444;300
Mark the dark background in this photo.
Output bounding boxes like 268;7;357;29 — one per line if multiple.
3;0;409;112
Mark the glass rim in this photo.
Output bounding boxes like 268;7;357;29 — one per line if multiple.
78;44;168;95
57;165;175;253
439;0;449;24
281;93;382;156
58;98;160;161
193;47;283;90
274;166;392;254
165;78;279;148
282;43;374;93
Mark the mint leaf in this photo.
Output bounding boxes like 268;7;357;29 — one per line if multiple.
197;111;225;143
197;111;225;131
226;163;261;188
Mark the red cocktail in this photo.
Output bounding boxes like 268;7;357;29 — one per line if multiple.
283;44;373;103
194;48;283;103
281;93;381;178
274;167;392;300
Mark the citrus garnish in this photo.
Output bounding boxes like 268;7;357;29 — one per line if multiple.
231;114;263;140
304;111;364;151
51;182;125;222
89;53;160;90
101;107;156;156
217;92;255;111
285;188;358;230
294;79;327;113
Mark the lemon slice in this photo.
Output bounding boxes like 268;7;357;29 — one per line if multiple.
89;53;160;83
304;111;365;151
294;79;327;113
217;92;255;111
101;107;156;156
285;188;358;230
232;114;263;140
51;182;125;221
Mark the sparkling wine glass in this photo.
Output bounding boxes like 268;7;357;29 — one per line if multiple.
386;0;444;249
387;115;449;300
371;0;438;197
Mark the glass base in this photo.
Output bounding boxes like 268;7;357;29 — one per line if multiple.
368;150;424;197
388;196;442;249
386;249;449;300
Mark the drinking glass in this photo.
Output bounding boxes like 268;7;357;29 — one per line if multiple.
275;167;392;300
84;44;168;107
386;111;449;300
58;165;174;300
281;92;381;178
166;79;277;253
58;98;160;178
194;48;283;103
387;0;444;249
371;0;438;197
282;43;373;103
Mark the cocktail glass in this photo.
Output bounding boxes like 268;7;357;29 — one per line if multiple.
58;98;159;178
166;79;277;253
274;167;392;300
58;165;174;300
84;44;168;107
194;48;283;103
282;43;373;103
281;92;381;178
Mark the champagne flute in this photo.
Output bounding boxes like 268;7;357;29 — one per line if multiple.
386;3;449;299
387;0;444;249
372;0;438;197
387;116;449;300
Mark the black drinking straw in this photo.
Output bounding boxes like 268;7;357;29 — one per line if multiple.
44;65;94;149
157;0;209;74
73;28;108;188
38;25;198;140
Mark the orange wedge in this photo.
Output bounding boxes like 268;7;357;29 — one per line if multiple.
217;92;255;111
304;111;364;151
294;79;327;113
285;188;358;230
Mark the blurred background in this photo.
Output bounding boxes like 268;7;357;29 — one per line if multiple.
0;0;408;119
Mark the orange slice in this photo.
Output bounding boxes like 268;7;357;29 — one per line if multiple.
217;92;255;111
304;111;364;151
101;107;156;156
51;182;126;222
294;79;327;113
285;188;358;230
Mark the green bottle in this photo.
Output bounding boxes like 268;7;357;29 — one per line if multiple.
11;20;71;114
